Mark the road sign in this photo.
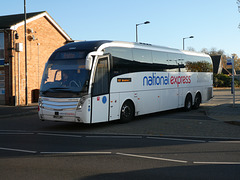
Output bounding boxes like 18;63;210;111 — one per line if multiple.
229;56;235;107
227;58;232;65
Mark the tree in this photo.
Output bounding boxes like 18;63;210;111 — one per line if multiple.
207;48;225;56
200;48;224;55
201;48;209;54
187;47;196;52
232;54;240;71
200;48;240;71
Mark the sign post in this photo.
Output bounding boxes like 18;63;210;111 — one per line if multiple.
227;56;235;107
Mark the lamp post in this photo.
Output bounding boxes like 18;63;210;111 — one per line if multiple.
24;0;28;105
183;36;194;50
136;21;150;42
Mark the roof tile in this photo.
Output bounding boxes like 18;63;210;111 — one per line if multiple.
0;11;45;29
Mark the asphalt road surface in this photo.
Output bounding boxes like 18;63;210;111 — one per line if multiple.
0;89;240;179
0;131;240;180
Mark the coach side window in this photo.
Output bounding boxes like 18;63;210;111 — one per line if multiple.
133;49;152;63
166;53;184;72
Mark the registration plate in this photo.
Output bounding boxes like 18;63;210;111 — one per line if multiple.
53;112;62;119
53;115;62;119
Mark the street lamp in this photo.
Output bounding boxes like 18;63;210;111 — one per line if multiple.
24;0;28;105
136;21;150;42
183;36;194;50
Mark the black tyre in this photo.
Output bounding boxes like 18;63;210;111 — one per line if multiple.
184;94;192;111
193;93;201;109
120;101;134;123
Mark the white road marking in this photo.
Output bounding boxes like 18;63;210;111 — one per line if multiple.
194;161;240;165
1;131;239;165
0;130;31;133
208;141;240;144
37;133;82;138
0;133;34;135
40;151;112;155
147;136;206;143
85;135;143;139
0;147;37;154
116;152;188;163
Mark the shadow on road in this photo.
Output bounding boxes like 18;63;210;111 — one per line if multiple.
81;164;240;180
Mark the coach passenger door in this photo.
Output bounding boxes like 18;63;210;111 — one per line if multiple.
91;56;110;123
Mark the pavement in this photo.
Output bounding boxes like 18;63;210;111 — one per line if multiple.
203;103;240;125
202;88;240;125
0;88;239;126
0;103;38;118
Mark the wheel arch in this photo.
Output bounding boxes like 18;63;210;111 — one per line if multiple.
184;91;193;102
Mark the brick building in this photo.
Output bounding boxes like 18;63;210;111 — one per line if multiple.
0;11;72;105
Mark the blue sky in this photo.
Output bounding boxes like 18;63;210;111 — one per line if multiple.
1;0;240;57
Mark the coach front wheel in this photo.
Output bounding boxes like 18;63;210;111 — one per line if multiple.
120;101;134;123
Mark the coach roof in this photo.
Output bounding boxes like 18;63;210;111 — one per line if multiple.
56;40;112;52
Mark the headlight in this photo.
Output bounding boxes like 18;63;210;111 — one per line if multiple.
77;97;86;110
38;97;43;108
38;97;43;112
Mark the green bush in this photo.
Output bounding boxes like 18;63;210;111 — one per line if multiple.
214;74;240;87
234;78;240;87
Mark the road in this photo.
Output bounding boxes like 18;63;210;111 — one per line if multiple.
0;89;240;179
1;106;240;138
0;131;240;180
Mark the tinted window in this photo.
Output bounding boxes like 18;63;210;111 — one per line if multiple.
40;59;90;98
105;47;133;61
152;51;168;64
105;47;212;76
183;54;213;72
54;51;86;60
109;48;180;77
92;57;109;96
133;49;152;63
0;32;4;66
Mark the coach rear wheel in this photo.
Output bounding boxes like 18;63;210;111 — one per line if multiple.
193;93;201;109
184;94;192;111
120;101;134;123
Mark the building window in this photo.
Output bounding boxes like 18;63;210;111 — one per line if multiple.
0;32;4;66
